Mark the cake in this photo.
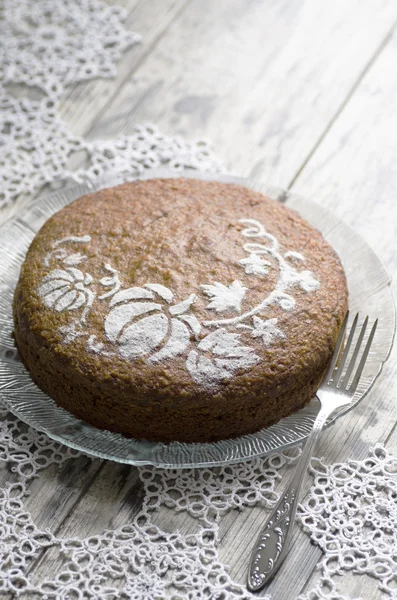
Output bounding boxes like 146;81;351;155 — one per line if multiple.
13;178;348;443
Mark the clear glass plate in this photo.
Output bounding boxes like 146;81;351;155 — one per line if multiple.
0;170;394;468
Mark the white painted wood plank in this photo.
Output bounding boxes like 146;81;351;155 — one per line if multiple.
86;0;397;191
280;27;397;600
291;34;397;270
283;26;397;469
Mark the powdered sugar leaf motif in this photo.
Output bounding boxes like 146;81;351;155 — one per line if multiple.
274;292;296;312
198;329;250;357
201;280;247;313
239;253;271;275
280;266;320;291
252;317;285;345
186;329;260;387
186;352;227;387
296;270;320;292
204;218;321;329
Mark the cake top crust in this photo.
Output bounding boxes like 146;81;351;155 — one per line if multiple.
15;178;347;399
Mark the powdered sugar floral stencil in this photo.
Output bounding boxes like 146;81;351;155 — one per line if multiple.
37;216;320;387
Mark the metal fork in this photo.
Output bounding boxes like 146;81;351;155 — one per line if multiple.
247;312;378;592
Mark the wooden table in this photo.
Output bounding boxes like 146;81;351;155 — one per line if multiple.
2;1;397;598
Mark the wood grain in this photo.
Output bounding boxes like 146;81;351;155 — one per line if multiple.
3;1;397;598
284;26;397;600
85;0;397;187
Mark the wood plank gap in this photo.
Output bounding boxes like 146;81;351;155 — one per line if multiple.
295;550;324;597
287;20;397;191
83;0;190;139
128;0;144;16
385;416;397;446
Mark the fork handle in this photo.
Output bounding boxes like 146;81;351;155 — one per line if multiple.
247;406;329;592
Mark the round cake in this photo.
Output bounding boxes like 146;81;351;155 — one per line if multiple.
13;177;348;443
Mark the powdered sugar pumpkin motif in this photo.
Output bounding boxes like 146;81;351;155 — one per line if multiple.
104;285;199;362
37;218;321;387
38;268;93;313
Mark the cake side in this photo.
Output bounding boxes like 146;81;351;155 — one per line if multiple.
13;178;348;442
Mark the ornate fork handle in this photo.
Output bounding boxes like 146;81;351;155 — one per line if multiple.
247;313;378;591
247;406;329;592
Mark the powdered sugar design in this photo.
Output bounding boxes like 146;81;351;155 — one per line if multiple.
203;219;320;328
104;286;198;363
201;280;247;313
186;329;259;386
250;316;285;347
37;219;320;387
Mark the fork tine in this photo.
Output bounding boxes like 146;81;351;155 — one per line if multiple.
348;319;378;394
331;312;358;386
340;316;368;389
323;311;349;382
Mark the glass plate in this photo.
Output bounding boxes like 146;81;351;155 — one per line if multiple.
0;170;394;468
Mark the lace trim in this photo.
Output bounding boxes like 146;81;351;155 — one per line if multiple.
1;0;141;99
298;444;397;600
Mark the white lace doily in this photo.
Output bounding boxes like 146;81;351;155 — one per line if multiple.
0;0;141;99
0;91;223;208
298;444;397;600
1;2;396;598
0;406;301;598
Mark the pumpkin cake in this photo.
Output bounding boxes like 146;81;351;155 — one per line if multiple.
13;178;348;443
